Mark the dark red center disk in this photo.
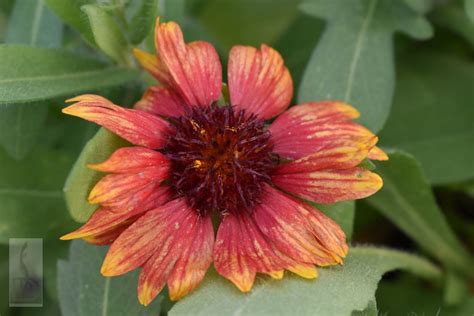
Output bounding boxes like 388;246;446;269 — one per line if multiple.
163;104;277;216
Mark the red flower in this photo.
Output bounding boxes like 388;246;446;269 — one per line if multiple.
61;18;387;305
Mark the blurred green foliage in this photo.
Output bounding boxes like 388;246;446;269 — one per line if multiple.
0;0;473;315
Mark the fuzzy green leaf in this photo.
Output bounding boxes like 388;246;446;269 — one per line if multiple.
299;0;432;133
64;128;128;223
367;151;474;276
81;4;130;64
129;0;159;44
0;45;138;103
171;247;440;316
44;0;95;44
58;240;163;315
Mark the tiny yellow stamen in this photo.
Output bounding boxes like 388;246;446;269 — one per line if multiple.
193;160;203;168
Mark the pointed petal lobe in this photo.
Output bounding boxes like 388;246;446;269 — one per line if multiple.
63;95;170;149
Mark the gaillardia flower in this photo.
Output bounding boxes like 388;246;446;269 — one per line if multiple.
61;18;387;305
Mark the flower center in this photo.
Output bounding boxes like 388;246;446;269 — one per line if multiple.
163;105;276;216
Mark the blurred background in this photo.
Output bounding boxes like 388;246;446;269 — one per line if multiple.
0;0;473;315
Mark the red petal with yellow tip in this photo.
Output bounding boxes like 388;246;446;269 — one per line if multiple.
368;146;389;161
136;199;213;305
88;147;169;173
228;44;293;119
213;212;287;292
155;19;222;107
132;48;171;84
253;185;347;266
134;86;189;117
269;102;375;160
273;168;383;204
60;186;170;241
63;95;170;149
82;215;140;245
88;165;169;205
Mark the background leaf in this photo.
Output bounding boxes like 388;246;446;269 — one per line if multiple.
378;53;474;184
64;128;128;223
0;103;48;160
466;0;474;22
82;4;130;65
367;151;474;276
129;0;159;45
0;45;138;103
44;0;95;45
299;0;432;132
6;0;62;47
170;247;441;316
0;147;76;243
58;240;162;316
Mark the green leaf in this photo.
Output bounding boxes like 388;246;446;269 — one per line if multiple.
82;4;130;65
367;151;473;277
1;0;63;160
299;0;433;133
45;0;95;45
6;0;63;47
0;45;138;104
170;247;441;316
196;0;299;52
444;271;468;305
161;0;186;25
58;240;163;315
466;0;474;22
129;0;159;45
0;147;76;243
379;53;474;184
64;128;128;223
0;103;48;160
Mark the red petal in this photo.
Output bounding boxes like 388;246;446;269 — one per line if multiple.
213;213;286;292
63;95;170;149
228;44;293;119
136;199;214;305
270;102;375;160
273;167;383;204
82;215;140;245
155;19;222;107
88;147;169;173
134;85;189;117
253;185;348;265
60;186;170;241
88;164;169;205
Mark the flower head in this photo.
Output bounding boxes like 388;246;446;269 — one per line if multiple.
61;18;387;305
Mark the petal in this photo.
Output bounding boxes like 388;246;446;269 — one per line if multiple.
213;213;286;292
88;147;169;173
167;214;214;301
270;102;376;160
60;186;170;240
63;95;170;149
253;185;348;265
82;215;139;245
368;146;389;161
88;166;169;205
274;137;377;174
133;48;172;84
134;86;189;117
137;200;214;305
228;44;293;119
155;19;222;107
101;199;191;277
273;167;383;204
